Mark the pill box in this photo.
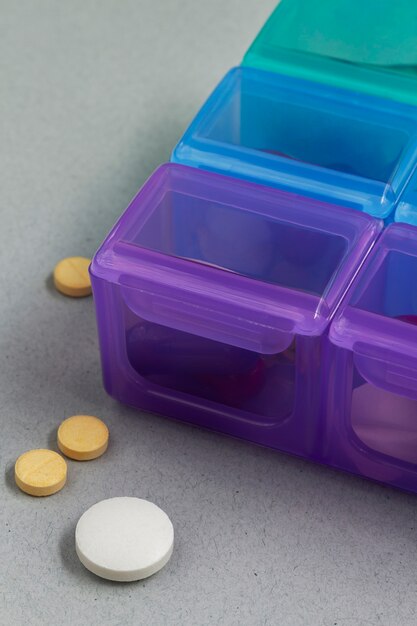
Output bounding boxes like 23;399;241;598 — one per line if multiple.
327;223;417;492
172;67;417;220
394;180;417;226
90;163;381;459
242;2;417;107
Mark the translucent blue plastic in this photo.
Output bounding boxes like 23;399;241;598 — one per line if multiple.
172;67;417;220
394;173;417;226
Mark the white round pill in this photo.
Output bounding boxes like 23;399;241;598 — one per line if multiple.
75;497;174;582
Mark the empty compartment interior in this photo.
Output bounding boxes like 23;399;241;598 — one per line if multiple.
123;305;296;423
128;190;348;297
203;74;414;184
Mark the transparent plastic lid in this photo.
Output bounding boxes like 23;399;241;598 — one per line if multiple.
172;68;417;218
91;164;381;351
331;223;417;370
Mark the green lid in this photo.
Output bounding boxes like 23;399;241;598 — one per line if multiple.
243;0;417;106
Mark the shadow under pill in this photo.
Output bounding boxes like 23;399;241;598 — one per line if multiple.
4;462;18;494
59;524;85;578
47;427;59;452
45;273;61;298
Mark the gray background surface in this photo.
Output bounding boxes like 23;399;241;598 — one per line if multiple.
1;1;417;625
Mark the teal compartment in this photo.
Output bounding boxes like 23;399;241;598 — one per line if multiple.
243;0;417;107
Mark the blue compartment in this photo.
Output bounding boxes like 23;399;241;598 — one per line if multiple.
172;67;417;220
395;167;417;226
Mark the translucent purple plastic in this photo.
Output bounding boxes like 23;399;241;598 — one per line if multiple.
326;223;417;492
90;163;384;470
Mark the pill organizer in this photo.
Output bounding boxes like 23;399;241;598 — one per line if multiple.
90;163;381;461
242;2;417;107
172;67;417;220
326;223;417;492
90;8;417;495
394;182;417;226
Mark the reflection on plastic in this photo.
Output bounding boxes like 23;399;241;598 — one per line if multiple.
352;382;417;465
263;149;361;177
396;314;417;325
126;321;296;419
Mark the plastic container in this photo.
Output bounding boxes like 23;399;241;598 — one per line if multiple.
394;178;417;226
90;163;381;459
172;67;417;220
327;223;417;492
242;2;417;107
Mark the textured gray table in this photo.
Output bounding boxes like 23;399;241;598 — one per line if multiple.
1;2;417;625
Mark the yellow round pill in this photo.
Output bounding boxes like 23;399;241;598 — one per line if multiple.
57;415;109;461
53;256;92;297
15;449;67;497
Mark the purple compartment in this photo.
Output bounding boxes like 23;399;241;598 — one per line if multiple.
90;163;381;460
327;223;417;492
